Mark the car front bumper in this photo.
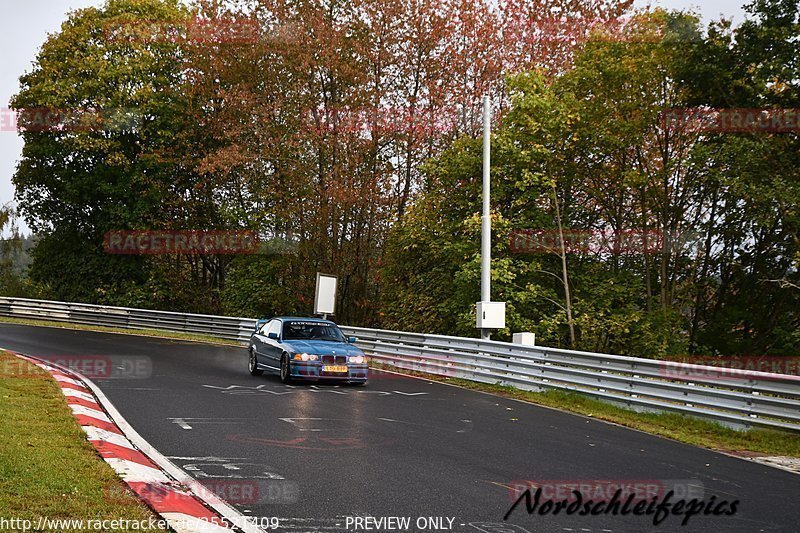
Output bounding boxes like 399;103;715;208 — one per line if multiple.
289;361;369;382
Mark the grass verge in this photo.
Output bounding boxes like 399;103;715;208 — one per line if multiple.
0;351;165;531
0;315;240;347
373;364;800;458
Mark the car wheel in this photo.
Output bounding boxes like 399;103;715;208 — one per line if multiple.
249;347;263;376
280;353;292;384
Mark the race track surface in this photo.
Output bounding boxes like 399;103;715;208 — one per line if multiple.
2;323;798;532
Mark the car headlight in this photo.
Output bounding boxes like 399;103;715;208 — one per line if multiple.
350;355;365;364
293;353;318;361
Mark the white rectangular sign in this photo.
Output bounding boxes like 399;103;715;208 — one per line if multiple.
314;273;337;315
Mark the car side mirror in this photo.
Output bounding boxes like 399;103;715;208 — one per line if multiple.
348;336;357;344
268;332;279;340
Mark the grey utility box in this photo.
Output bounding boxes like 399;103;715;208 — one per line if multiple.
476;301;506;329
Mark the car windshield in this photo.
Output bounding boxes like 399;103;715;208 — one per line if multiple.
282;321;346;342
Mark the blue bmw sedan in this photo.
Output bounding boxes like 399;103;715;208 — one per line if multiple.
248;317;368;385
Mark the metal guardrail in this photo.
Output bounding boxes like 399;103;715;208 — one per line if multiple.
0;296;257;344
1;296;799;433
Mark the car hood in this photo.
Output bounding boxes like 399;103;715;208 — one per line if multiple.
282;340;364;357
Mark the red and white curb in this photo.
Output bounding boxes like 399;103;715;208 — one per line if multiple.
9;351;263;533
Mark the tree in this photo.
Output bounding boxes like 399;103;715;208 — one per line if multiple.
11;0;194;307
382;12;717;355
681;0;800;354
0;206;36;297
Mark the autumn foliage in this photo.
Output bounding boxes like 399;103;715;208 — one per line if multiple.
13;0;798;358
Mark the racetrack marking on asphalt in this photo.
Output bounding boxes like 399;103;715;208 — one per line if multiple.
182;462;285;480
202;383;429;396
168;417;248;430
279;417;330;431
172;419;193;429
166;457;297;510
203;384;293;395
168;456;248;461
225;433;380;451
108;387;162;391
484;480;515;491
376;416;473;433
281;415;471;435
308;385;346;394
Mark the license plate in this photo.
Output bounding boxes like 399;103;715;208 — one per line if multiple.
323;365;348;373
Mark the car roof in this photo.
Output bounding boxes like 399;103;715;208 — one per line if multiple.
273;316;337;325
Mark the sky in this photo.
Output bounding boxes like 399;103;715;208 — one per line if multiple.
0;0;749;235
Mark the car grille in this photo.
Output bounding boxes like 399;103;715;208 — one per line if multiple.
321;355;347;365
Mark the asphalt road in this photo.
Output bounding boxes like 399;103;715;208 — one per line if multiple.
2;322;799;533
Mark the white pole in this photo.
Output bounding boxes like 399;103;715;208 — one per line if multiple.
481;95;491;340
